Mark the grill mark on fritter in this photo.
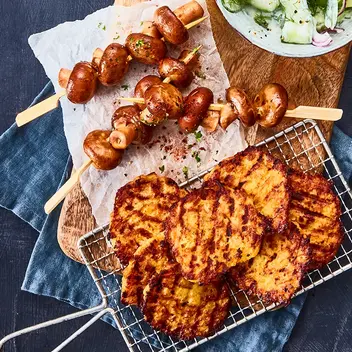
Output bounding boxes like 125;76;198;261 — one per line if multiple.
288;169;343;270
204;147;290;234
142;267;231;340
291;202;330;220
223;195;235;261
207;188;221;274
110;173;186;265
166;185;265;284
292;192;334;209
230;227;311;305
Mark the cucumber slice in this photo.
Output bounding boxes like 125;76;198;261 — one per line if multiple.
221;0;244;12
249;0;280;11
325;0;339;28
281;21;314;43
280;0;314;43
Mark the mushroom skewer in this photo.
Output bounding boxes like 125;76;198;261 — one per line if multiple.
16;2;207;127
43;47;201;214
120;91;343;126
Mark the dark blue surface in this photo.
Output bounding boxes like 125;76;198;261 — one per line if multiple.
0;1;351;352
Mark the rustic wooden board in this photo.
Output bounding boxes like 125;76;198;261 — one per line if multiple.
57;0;351;268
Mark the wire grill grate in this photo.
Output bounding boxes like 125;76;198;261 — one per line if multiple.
78;120;352;352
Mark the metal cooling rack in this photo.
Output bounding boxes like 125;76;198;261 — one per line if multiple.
1;119;352;352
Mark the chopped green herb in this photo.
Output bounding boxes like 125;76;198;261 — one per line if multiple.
191;45;201;54
135;39;144;48
98;22;106;30
121;84;129;90
221;0;246;13
254;13;269;30
113;34;120;40
192;151;201;163
182;166;189;178
194;130;202;141
159;165;165;173
140;21;144;26
195;70;206;79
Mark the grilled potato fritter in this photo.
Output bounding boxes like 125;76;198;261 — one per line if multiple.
121;238;173;306
166;183;266;284
204;146;290;233
109;173;187;265
230;228;311;305
142;265;231;340
289;170;343;269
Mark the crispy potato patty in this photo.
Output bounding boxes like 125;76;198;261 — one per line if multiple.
289;170;343;269
141;265;231;340
166;182;266;284
230;228;311;305
109;173;187;265
121;238;173;306
204;146;290;233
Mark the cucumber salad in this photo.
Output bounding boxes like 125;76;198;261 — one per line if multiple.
221;0;352;46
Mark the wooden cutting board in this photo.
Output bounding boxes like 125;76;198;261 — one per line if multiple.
57;0;351;269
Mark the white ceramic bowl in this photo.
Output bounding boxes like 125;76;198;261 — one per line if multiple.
216;0;352;57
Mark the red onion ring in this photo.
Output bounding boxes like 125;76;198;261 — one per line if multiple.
338;0;347;16
312;31;333;47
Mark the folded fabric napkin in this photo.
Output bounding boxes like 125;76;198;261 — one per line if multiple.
0;82;351;351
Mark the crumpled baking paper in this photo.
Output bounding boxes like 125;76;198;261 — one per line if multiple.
29;0;247;225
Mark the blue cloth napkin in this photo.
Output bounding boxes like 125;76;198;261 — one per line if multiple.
1;82;351;351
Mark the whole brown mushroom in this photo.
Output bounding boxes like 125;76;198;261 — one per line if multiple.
253;83;288;128
111;106;153;148
98;43;129;86
83;130;124;170
178;87;213;133
158;58;194;88
66;62;98;104
111;105;141;130
226;87;256;127
125;33;167;65
143;83;184;125
134;75;162;110
154;6;189;45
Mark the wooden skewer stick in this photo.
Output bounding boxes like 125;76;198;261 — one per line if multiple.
16;16;208;128
44;159;92;214
16;91;66;127
185;16;208;29
119;97;343;122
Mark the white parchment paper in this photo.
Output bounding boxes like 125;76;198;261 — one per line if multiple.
29;0;247;225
